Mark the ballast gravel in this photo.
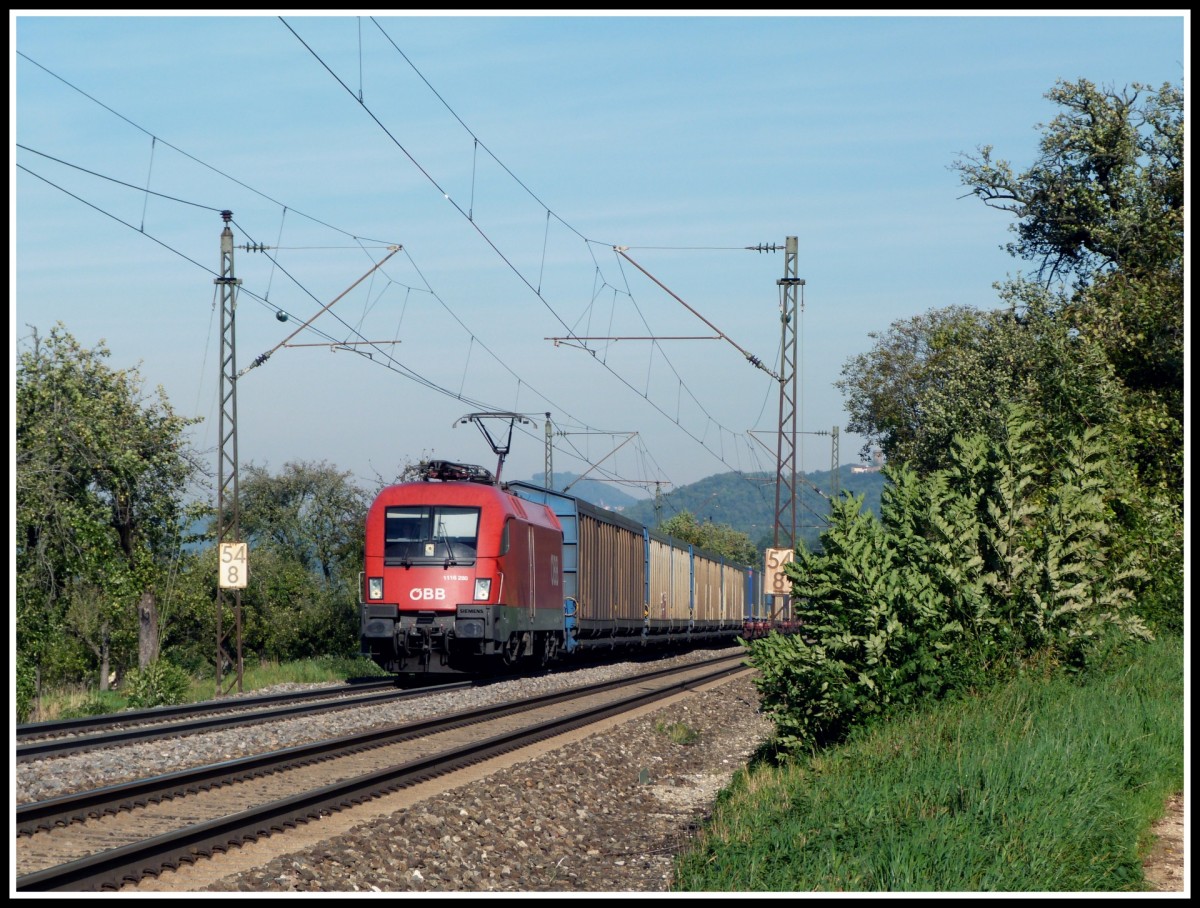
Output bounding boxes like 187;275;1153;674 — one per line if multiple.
18;648;776;893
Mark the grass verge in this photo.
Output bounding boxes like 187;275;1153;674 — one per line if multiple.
672;634;1184;893
31;655;387;720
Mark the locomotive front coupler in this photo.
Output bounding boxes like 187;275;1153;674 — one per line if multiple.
400;623;452;658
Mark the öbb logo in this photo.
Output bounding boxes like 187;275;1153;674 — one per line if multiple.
409;588;447;601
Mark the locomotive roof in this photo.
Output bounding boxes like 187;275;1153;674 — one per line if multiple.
420;460;495;484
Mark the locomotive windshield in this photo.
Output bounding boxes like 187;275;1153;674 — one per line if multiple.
384;505;480;566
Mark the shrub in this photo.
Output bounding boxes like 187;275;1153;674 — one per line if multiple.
749;409;1150;755
123;659;193;708
16;653;38;724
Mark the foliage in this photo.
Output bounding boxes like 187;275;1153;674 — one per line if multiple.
746;409;1150;752
16;323;201;688
658;510;759;565
1073;269;1184;496
17;604;95;689
155;547;221;674
296;595;360;660
838;305;992;467
238;460;369;585
952;79;1182;284
15;343;388;706
16;652;38;724
748;470;991;751
836;288;1125;475
221;461;371;662
951;76;1183;499
1108;487;1184;636
838;78;1183;642
226;547;352;662
675;635;1183;892
57;692;127;720
123;659;194;709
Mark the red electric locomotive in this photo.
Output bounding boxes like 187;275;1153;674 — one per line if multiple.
360;460;566;674
360;454;783;677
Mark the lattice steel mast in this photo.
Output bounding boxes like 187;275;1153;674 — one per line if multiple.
773;235;804;552
214;211;244;696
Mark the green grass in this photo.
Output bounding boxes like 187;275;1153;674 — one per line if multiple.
28;654;388;721
210;654;388;699
672;634;1184;893
656;719;701;745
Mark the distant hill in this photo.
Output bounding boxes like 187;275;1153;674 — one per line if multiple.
619;466;887;554
523;471;645;512
522;467;888;556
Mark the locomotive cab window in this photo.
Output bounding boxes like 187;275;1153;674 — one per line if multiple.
384;506;480;565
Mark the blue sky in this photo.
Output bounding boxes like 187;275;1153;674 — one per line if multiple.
12;11;1187;500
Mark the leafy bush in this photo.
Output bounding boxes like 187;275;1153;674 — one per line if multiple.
1114;488;1184;636
161;644;213;677
16;653;38;724
749;409;1151;754
123;659;193;708
33;632;99;688
296;593;361;660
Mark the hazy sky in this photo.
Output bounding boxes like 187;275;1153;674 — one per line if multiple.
12;11;1187;499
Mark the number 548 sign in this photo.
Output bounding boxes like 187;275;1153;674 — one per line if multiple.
219;542;248;589
764;547;794;596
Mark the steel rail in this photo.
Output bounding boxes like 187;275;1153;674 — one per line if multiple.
17;658;745;892
17;681;470;762
17;654;743;834
17;679;402;741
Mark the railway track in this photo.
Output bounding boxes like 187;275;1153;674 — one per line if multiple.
16;654;747;892
16;679;467;761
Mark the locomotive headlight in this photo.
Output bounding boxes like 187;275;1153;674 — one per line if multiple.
473;578;492;601
368;577;384;600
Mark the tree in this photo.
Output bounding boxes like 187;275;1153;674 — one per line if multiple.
952;79;1183;284
658;511;759;566
836;289;1124;474
234;461;371;659
17;324;201;688
238;460;369;585
1073;267;1183;494
952;78;1184;492
839;77;1183;636
837;305;1006;468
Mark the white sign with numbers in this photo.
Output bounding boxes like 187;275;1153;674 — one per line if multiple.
764;547;794;598
219;542;248;589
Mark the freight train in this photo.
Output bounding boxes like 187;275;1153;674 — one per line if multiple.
358;459;789;677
